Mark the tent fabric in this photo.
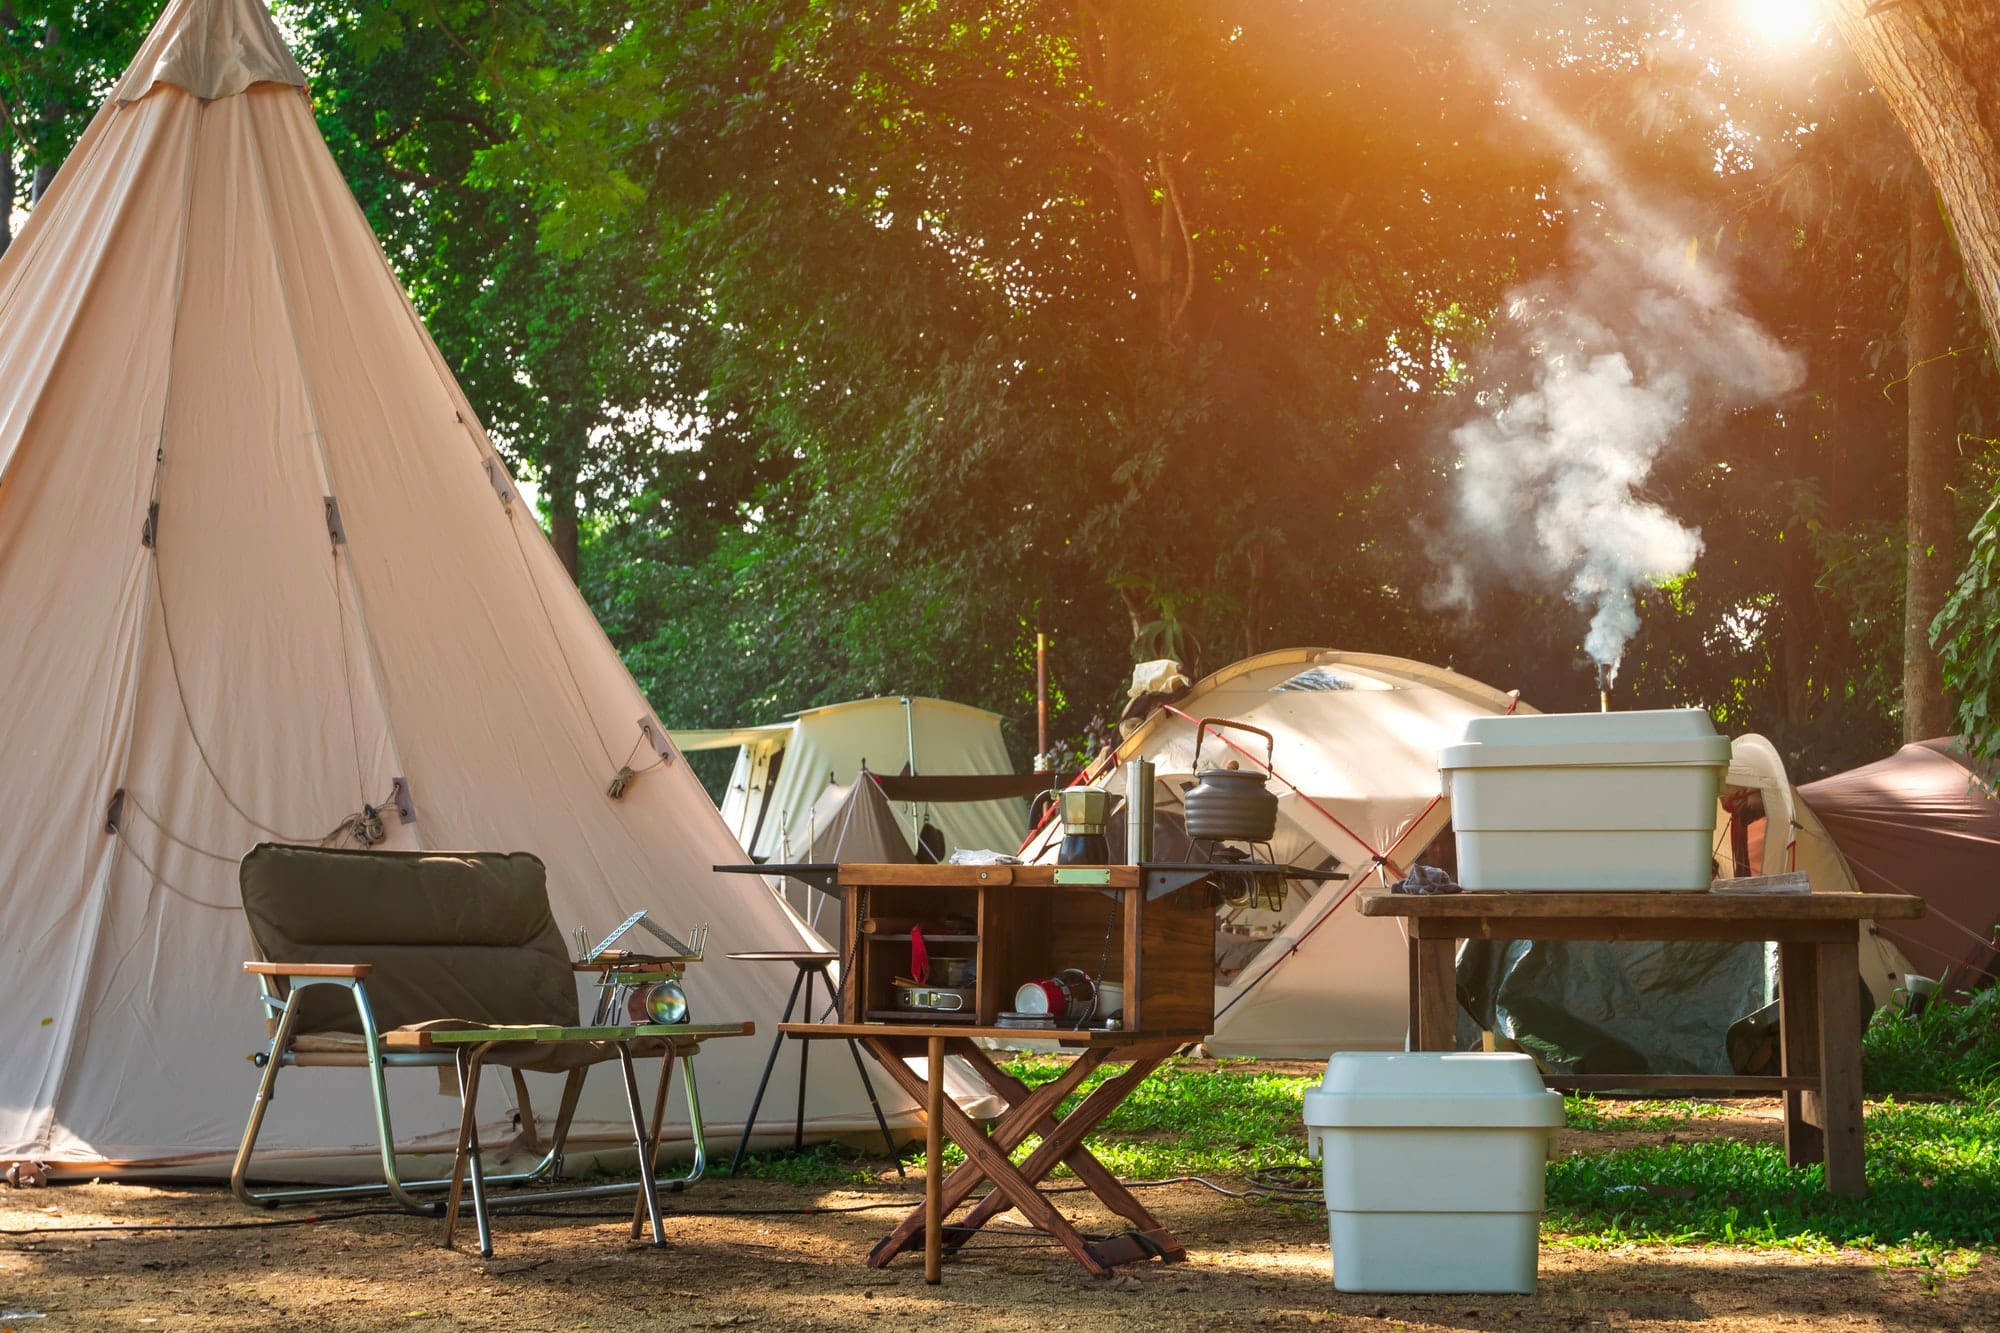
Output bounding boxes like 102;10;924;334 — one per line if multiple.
690;696;1029;865
0;0;905;1174
1022;648;1531;1058
111;0;304;102
806;778;917;868
1800;739;2000;991
775;777;916;932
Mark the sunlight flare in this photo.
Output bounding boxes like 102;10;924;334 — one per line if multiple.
1742;0;1817;45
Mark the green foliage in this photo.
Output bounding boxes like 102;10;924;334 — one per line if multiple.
11;1;1998;769
0;0;160;230
1935;501;2000;772
1864;987;2000;1099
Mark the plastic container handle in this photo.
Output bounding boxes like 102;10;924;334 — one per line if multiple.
1192;717;1277;771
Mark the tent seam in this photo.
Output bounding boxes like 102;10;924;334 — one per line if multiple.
240;88;423;844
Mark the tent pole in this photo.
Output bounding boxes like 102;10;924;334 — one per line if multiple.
1036;615;1049;770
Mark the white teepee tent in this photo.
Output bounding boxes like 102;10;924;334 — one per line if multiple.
0;0;904;1175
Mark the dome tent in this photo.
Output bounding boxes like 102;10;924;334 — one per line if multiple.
1022;648;1532;1057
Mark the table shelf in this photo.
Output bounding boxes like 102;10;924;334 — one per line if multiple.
833;863;1216;1036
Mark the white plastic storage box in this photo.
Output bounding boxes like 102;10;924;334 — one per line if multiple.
1303;1052;1564;1294
1440;708;1731;890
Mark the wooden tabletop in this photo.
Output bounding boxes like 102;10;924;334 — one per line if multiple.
1357;889;1926;921
835;863;1144;889
726;950;841;964
781;1021;1201;1046
383;1021;754;1049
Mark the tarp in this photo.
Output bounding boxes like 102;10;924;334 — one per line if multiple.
678;696;1029;864
0;0;907;1175
1800;738;2000;992
1021;648;1531;1057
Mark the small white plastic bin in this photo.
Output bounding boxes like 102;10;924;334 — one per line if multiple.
1440;708;1732;890
1303;1052;1564;1294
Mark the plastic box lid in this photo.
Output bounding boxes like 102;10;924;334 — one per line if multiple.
1440;708;1731;772
1302;1053;1565;1129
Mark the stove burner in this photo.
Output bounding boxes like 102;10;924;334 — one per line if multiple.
1191;839;1288;912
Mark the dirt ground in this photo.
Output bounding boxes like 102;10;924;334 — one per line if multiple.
2;1100;1991;1333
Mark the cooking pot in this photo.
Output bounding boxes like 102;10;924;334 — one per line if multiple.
1185;718;1280;842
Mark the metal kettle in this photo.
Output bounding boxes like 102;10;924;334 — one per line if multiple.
1184;718;1280;842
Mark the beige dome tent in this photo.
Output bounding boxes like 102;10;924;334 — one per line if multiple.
1022;648;1533;1057
0;0;902;1176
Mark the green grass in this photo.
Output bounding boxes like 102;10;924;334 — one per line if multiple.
1863;984;2000;1097
1543;1095;2000;1251
730;1003;1999;1262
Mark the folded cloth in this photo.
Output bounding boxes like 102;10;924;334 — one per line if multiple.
1392;864;1462;895
946;849;1023;865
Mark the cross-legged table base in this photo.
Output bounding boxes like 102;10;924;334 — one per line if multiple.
790;1024;1189;1281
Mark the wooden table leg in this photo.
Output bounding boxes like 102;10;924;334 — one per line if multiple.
1778;941;1824;1168
1815;934;1867;1197
952;1046;1184;1262
860;1040;1120;1275
924;1034;943;1284
1406;932;1422;1047
865;1046;1105;1267
1414;934;1458;1051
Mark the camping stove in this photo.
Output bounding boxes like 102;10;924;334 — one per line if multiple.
1189;839;1289;912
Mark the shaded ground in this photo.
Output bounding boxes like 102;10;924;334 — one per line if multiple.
1;1098;1989;1332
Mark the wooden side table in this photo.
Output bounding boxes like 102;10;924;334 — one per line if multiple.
1357;889;1926;1197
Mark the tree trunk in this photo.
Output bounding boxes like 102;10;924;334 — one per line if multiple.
0;148;13;258
542;458;581;583
1903;180;1957;740
1832;1;2000;358
30;21;58;204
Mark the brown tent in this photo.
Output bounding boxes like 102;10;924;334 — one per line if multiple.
1799;739;2000;993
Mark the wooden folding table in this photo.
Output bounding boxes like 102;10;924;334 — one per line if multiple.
782;1021;1194;1281
785;860;1252;1280
1357;888;1925;1196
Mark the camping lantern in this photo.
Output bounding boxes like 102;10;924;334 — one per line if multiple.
628;976;690;1025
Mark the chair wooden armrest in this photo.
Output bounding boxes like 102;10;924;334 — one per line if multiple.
244;961;374;978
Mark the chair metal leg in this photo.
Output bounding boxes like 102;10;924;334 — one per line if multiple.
233;979;442;1215
231;990;306;1209
729;966;807;1175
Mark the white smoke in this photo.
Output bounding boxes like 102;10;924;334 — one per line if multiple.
1438;72;1804;685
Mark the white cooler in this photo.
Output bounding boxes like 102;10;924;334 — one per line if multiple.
1303;1052;1564;1294
1440;707;1732;890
